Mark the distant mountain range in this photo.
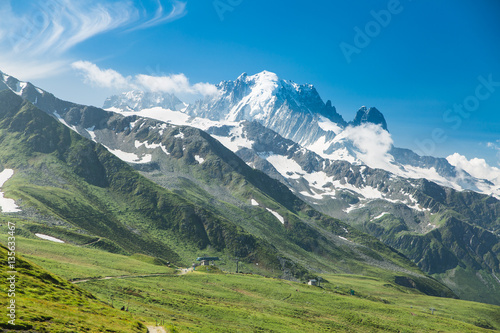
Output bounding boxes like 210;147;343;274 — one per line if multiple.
1;69;498;305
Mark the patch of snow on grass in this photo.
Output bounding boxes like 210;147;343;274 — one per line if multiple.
0;170;14;187
103;145;152;163
140;154;153;163
266;208;285;224
372;212;389;220
35;233;65;243
338;236;351;242
251;199;259;206
194;155;205;164
0;169;20;213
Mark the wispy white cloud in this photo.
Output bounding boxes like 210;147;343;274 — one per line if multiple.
127;0;187;31
0;0;187;80
72;60;217;98
8;0;133;56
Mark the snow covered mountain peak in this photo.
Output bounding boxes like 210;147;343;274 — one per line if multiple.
243;70;279;84
103;90;185;112
181;71;350;148
239;70;319;105
188;71;345;126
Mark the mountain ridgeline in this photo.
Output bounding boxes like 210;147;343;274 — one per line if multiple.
1;70;499;306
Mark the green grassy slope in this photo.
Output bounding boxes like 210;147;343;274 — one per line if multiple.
83;272;499;333
5;238;499;333
358;210;500;305
0;244;147;332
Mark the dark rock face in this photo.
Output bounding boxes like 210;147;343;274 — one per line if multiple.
351;106;388;131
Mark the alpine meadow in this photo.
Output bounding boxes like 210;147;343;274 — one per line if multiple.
1;1;500;332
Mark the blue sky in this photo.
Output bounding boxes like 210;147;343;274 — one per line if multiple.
0;0;499;166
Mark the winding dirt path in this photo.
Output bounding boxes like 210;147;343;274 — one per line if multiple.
71;266;194;284
71;272;174;284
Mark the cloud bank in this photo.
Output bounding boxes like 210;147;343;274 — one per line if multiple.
72;60;217;98
447;153;500;185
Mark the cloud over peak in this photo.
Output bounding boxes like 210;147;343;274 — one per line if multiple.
72;60;218;98
136;73;218;96
335;123;394;171
71;61;133;89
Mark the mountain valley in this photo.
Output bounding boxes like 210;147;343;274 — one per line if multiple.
0;69;499;331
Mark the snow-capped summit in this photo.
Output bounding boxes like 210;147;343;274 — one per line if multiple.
186;70;346;145
103;90;186;112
